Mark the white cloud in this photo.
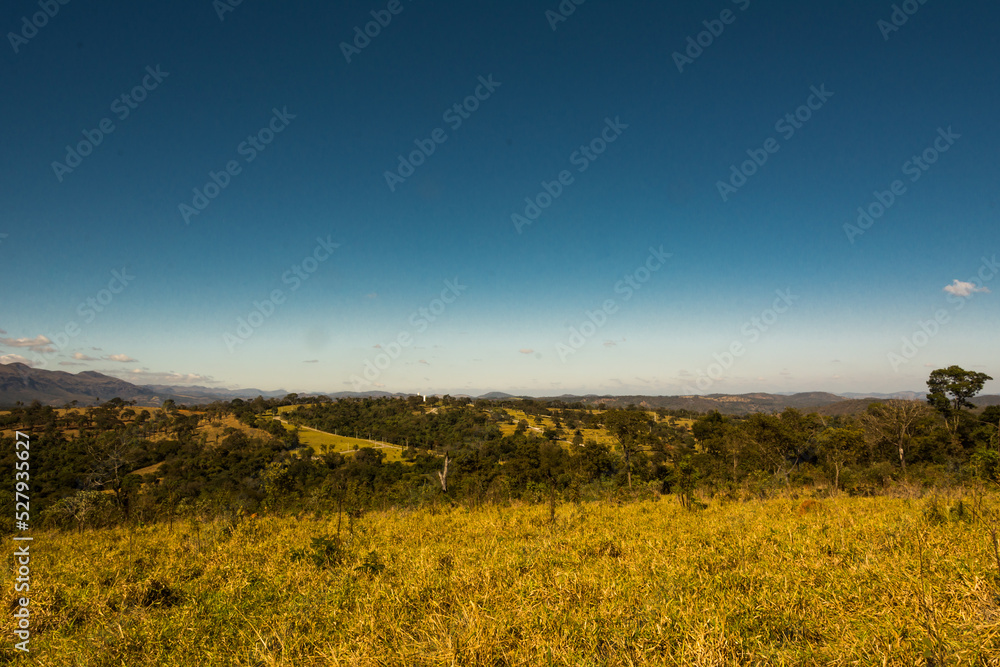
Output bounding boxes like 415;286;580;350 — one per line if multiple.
1;354;35;366
0;335;52;352
59;361;86;367
73;352;97;361
603;340;617;347
943;279;990;297
518;348;534;354
107;354;137;362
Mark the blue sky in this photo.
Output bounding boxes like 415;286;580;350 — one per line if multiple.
1;0;998;397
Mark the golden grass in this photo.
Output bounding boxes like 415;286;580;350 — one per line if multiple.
3;493;999;665
271;418;405;463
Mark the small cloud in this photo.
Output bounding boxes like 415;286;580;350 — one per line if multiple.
832;374;841;379
73;352;96;361
373;344;382;349
943;280;990;297
91;347;102;351
1;354;35;366
303;359;319;364
365;292;378;299
603;340;617;347
59;361;86;367
0;328;6;334
107;354;137;362
0;335;52;352
518;348;534;354
419;359;429;365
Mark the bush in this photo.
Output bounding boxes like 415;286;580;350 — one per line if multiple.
290;535;345;569
859;462;896;492
971;447;1000;483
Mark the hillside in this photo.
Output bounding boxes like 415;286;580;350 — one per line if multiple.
0;363;165;407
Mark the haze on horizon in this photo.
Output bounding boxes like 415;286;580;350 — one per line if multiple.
1;0;998;398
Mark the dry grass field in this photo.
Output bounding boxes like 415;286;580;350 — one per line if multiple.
3;492;999;665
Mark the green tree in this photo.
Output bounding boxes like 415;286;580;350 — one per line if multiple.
603;409;652;489
817;425;863;491
926;365;993;437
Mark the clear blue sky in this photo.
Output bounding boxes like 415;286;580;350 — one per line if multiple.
1;0;998;397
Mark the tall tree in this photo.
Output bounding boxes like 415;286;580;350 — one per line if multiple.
817;425;863;491
860;400;932;475
603;409;652;489
926;365;993;437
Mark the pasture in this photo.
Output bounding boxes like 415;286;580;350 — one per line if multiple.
3;492;999;665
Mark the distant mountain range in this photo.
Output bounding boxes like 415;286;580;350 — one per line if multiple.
0;363;167;406
535;392;862;416
2;363;998;415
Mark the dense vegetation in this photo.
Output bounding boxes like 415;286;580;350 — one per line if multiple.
0;366;997;534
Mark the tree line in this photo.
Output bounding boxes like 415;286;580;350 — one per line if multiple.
0;365;996;531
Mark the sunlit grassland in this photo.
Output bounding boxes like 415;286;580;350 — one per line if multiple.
497;408;692;447
270;418;406;464
4;493;999;665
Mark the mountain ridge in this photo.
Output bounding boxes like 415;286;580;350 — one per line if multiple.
2;363;998;414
